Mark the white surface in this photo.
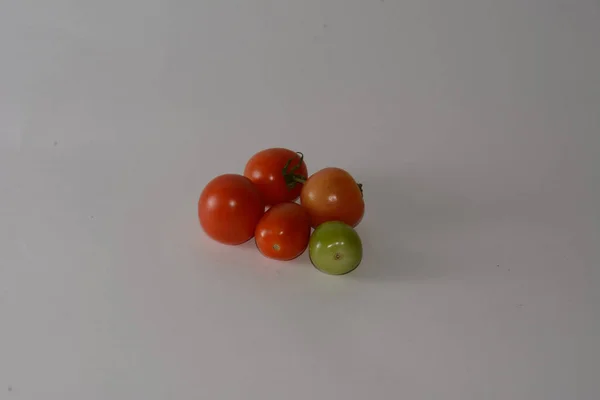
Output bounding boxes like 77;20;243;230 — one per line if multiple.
1;1;599;399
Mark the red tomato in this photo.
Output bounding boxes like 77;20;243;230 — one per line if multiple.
244;148;308;206
198;174;264;245
255;202;311;261
300;167;364;228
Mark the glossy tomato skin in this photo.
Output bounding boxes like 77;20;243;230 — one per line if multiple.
300;167;364;228
198;174;264;245
309;221;363;275
255;202;311;261
244;148;308;206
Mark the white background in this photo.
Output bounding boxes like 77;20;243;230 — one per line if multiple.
1;1;599;399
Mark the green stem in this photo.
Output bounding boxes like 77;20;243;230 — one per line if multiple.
282;152;307;189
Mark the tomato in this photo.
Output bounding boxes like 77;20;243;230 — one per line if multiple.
255;202;311;260
198;174;264;245
244;148;308;206
309;221;363;275
299;167;364;228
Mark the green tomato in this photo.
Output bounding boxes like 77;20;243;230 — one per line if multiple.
309;221;363;275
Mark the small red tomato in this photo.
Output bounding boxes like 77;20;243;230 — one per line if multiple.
255;202;311;261
300;167;364;228
244;148;308;206
198;174;264;245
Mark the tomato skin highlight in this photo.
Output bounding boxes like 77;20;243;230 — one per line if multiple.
244;148;308;206
198;174;265;245
309;221;363;275
255;202;311;261
300;167;364;228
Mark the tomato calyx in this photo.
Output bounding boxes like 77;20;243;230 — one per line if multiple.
282;152;308;189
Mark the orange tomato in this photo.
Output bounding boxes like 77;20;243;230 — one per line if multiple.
255;203;311;260
198;174;264;245
300;167;364;228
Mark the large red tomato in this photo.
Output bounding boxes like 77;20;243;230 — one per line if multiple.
300;167;364;228
244;148;308;206
255;202;311;261
198;174;264;245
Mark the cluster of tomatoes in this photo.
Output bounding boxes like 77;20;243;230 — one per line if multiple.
198;148;365;275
